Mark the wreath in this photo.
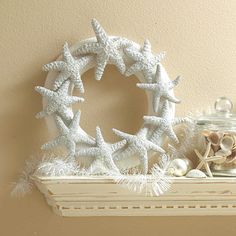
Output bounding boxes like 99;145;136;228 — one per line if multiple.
18;19;189;196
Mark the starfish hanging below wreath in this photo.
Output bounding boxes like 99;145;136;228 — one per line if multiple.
43;42;91;93
76;127;127;173
42;111;95;156
35;80;84;121
137;64;181;113
112;127;165;174
74;18;131;81
125;39;165;82
144;101;187;144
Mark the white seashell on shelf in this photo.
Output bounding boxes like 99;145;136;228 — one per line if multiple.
167;158;193;177
186;169;207;178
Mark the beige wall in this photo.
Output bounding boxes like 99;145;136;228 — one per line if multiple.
1;0;236;235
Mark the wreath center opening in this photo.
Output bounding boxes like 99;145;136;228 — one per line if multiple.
73;65;148;143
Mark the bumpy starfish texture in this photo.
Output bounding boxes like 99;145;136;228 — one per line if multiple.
42;111;95;156
74;18;129;81
77;127;127;173
35;81;84;120
43;42;89;93
125;39;165;82
113;127;165;174
144;101;186;144
194;142;223;177
137;64;181;112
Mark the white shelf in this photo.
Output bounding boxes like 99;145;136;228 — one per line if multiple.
32;175;236;217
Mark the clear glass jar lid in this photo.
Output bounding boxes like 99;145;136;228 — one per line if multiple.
195;97;236;131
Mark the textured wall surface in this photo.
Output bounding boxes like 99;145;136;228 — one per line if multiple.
1;0;236;235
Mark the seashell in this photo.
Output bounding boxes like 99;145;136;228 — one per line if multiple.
186;169;207;178
225;156;236;164
168;158;193;177
212;156;227;164
220;135;235;151
211;144;220;153
207;132;222;146
215;149;232;157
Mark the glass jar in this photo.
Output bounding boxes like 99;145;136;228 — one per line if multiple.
194;97;236;176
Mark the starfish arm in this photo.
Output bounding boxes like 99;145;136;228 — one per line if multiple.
169;76;181;89
124;47;142;61
64;95;84;106
153;92;161;113
172;117;188;126
125;62;143;76
139;151;148;174
196;161;204;170
142;39;152;54
205;163;213;177
41;136;64;150
205;142;212;158
165;126;179;144
52;71;71;91
41;104;58;117
136;83;157;91
143;116;162;125
110;53;126;74
95;54;109;80
112;128;133;141
57;106;74;121
57;80;71;95
163;92;180;104
63;42;74;64
91;18;108;44
194;149;204;161
55;115;69;134
143;68;155;82
160;100;171;118
112;37;133;49
95;127;105;146
207;156;223;162
64;139;76;156
111;140;127;153
71;72;84;93
79;134;96;145
69;111;81;130
74;42;100;55
144;140;165;153
77;147;100;157
42;61;66;71
117;145;137;159
154;52;166;64
137;127;149;137
35;86;54;98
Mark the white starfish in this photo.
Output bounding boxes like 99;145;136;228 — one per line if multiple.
41;111;95;156
194;142;223;177
74;18;128;81
43;42;90;93
77;127;127;173
125;39;165;82
35;80;84;120
112;127;165;174
143;101;186;144
137;64;181;112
